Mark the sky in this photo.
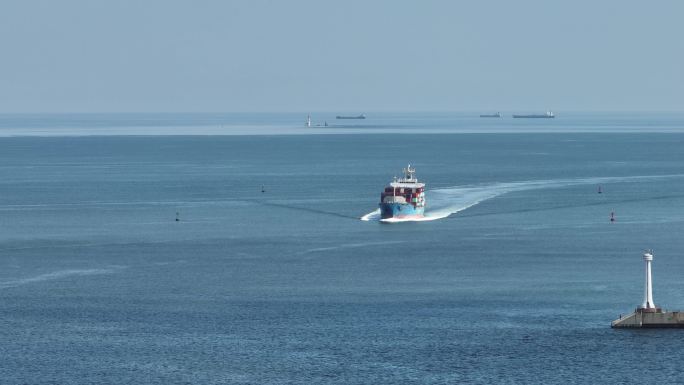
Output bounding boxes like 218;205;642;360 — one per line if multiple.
0;0;683;113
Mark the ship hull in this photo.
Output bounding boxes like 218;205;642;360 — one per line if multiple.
379;202;425;219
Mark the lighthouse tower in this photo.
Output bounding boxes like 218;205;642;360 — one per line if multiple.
611;249;683;328
640;250;656;310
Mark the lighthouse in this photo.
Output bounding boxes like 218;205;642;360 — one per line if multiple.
641;250;655;310
612;249;684;328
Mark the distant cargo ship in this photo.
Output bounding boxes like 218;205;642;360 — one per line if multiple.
379;165;425;220
512;111;555;118
336;114;366;119
480;112;501;118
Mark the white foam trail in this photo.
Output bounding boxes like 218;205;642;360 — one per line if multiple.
360;209;381;221
0;266;126;289
361;174;684;223
301;240;407;254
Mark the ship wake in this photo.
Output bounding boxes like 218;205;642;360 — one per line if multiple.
360;174;684;223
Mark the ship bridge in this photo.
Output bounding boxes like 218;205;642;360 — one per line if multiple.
389;165;424;188
389;181;425;189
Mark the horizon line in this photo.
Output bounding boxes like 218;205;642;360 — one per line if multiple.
1;109;684;115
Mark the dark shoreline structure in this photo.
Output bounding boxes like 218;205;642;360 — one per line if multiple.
612;251;684;328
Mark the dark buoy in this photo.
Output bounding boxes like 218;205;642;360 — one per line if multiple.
610;211;615;223
598;185;603;194
175;211;180;222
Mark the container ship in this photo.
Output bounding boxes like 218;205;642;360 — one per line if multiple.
512;111;554;118
379;165;425;220
336;114;366;119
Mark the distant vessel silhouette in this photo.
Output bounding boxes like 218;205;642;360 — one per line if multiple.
480;112;501;118
336;114;366;119
513;111;554;118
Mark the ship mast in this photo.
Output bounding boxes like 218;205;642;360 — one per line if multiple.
402;164;416;182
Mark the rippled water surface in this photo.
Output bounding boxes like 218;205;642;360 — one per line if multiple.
1;113;684;383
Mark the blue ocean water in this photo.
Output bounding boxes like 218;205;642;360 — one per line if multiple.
1;113;684;383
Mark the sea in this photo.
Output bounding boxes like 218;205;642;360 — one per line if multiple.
1;112;684;384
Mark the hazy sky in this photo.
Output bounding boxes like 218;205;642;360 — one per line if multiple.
1;0;683;113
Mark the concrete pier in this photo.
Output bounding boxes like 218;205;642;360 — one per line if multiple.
612;308;684;328
612;250;684;328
